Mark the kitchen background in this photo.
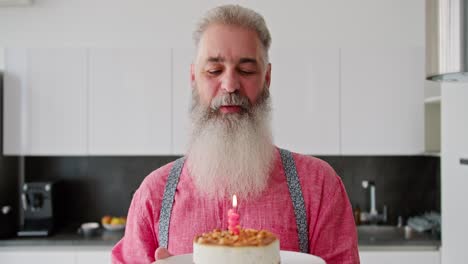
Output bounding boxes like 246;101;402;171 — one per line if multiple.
1;0;462;263
22;155;440;226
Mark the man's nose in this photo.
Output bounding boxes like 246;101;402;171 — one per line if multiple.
220;71;240;93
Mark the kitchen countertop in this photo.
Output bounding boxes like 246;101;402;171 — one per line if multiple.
0;226;441;251
357;225;440;251
0;227;122;247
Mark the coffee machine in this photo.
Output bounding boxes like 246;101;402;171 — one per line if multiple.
18;182;62;237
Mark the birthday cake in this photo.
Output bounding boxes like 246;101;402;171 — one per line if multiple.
193;228;280;264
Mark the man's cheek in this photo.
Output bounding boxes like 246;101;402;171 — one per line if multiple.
202;94;215;109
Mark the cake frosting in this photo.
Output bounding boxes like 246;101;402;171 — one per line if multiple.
193;228;280;264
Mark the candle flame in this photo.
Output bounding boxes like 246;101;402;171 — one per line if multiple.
233;194;237;208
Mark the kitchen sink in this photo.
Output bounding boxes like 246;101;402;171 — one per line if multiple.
357;225;403;242
357;225;439;246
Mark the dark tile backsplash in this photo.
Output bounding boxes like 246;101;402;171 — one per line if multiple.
22;155;440;226
318;156;440;225
24;156;179;225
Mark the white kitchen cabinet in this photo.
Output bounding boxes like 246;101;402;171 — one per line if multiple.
341;47;424;155
88;48;172;155
172;47;195;155
3;48;88;155
3;46;427;156
28;48;88;155
0;247;75;264
441;83;468;264
269;47;340;154
359;250;440;264
173;46;341;155
3;48;28;155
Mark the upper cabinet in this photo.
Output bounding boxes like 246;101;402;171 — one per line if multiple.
4;48;28;155
4;47;172;156
4;48;88;155
270;47;340;155
29;49;88;155
3;46;425;156
340;47;425;155
172;47;341;156
88;48;171;155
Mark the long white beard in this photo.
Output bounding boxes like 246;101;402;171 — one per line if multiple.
187;88;275;200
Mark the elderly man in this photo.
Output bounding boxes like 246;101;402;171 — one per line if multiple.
112;4;359;264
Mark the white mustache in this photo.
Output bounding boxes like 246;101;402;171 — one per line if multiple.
210;93;250;111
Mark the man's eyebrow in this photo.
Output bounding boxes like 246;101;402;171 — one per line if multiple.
205;57;258;64
206;56;224;63
239;57;258;64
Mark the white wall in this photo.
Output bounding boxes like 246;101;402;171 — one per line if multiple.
0;0;424;49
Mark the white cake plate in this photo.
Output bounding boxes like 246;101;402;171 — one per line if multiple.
154;250;326;264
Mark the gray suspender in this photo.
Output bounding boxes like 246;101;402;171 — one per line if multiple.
278;148;310;253
158;157;185;249
158;149;309;253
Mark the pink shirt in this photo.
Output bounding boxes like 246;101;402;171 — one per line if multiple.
112;148;360;263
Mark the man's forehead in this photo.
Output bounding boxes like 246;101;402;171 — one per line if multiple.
196;24;262;63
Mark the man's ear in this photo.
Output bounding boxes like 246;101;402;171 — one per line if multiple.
265;63;272;89
190;63;196;89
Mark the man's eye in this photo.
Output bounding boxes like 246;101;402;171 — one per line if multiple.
207;70;222;75
239;70;255;75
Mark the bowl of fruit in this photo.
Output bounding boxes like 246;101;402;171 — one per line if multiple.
101;215;127;231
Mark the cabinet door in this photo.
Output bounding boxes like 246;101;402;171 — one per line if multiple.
88;48;171;155
441;83;468;264
28;48;88;155
269;47;340;155
172;47;194;155
341;47;424;155
3;48;28;155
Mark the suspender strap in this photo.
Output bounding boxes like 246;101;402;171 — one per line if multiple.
158;157;185;248
279;148;310;253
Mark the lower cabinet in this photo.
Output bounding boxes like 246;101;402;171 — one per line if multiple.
359;250;440;264
0;246;112;264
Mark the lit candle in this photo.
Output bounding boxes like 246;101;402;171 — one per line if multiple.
227;195;240;235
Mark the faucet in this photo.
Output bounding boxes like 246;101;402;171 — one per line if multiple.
361;180;387;225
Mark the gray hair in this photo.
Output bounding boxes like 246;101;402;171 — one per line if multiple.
193;4;272;65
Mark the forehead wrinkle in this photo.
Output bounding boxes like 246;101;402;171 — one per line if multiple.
206;55;224;63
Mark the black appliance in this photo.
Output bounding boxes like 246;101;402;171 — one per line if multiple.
0;205;15;238
18;182;62;237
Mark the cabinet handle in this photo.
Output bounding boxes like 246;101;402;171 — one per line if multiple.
461;158;468;165
21;193;28;211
